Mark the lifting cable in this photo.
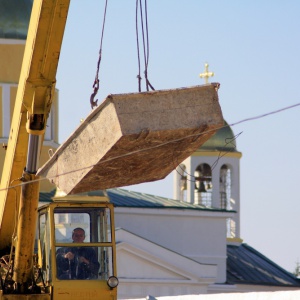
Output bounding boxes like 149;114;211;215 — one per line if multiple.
90;0;109;109
136;0;155;92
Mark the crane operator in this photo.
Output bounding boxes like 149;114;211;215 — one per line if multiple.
56;228;100;279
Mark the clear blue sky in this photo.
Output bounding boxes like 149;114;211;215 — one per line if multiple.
56;0;300;273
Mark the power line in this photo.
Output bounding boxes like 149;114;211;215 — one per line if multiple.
1;101;300;193
230;102;300;127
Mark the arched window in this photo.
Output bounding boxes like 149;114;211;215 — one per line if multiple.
221;165;236;237
194;163;212;206
178;164;187;202
226;218;236;238
220;164;231;209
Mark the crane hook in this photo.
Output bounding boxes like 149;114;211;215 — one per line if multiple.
90;79;99;109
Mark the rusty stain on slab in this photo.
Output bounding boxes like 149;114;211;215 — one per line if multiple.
37;84;223;194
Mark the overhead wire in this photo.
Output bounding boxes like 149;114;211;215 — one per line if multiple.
175;131;243;185
139;0;147;83
141;0;154;91
136;0;155;92
1;101;300;193
230;102;300;127
135;0;142;92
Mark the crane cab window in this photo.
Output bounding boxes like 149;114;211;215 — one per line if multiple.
54;207;114;280
54;207;112;243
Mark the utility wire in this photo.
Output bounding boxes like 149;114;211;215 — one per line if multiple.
135;0;154;92
143;0;155;91
175;131;243;184
230;102;300;127
1;101;300;192
135;0;142;92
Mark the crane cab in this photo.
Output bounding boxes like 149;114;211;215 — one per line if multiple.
36;194;118;300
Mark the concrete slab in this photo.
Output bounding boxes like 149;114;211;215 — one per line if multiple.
37;84;223;194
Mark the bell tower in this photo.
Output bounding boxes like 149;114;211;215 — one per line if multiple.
173;64;242;238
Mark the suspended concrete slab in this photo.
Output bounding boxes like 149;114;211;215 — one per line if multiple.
37;84;223;195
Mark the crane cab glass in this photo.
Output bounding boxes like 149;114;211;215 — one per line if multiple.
38;203;117;286
54;206;113;280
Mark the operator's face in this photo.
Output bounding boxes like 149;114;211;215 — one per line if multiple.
72;229;85;243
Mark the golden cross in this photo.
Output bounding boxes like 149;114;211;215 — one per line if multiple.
199;63;214;84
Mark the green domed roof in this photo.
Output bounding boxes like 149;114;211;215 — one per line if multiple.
200;120;238;152
0;0;33;40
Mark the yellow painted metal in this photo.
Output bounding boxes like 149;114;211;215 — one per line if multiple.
0;43;25;83
52;280;117;300
193;150;242;158
52;194;110;203
0;0;70;249
48;202;118;300
0;85;2;138
0;292;51;300
13;171;40;284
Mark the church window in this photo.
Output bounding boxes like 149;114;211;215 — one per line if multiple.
220;164;231;209
178;164;187;202
194;163;212;206
221;166;236;237
44;109;53;140
227;218;236;238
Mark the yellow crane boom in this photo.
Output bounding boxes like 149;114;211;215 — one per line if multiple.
0;0;70;289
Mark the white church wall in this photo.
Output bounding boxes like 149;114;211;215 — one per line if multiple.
116;228;217;299
222;285;300;293
115;207;234;283
173;163;187;201
123;290;300;300
208;283;300;294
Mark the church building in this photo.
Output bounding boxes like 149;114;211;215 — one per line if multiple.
105;124;300;298
1;1;300;299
